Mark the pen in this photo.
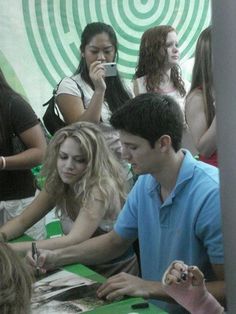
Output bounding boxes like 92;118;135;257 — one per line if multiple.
32;242;40;277
180;271;188;281
131;302;149;309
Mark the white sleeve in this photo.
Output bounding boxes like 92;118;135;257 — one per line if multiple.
56;77;82;98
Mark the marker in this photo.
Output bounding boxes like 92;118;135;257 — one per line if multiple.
32;242;40;277
131;302;149;309
180;271;188;281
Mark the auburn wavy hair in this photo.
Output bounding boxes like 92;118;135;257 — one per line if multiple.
134;25;186;96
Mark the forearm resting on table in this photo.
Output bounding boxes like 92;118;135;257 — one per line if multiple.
50;232;130;268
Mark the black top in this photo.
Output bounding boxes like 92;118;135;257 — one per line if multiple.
0;94;39;200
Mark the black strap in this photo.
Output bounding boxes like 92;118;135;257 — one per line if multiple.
70;77;85;107
42;79;63;107
43;77;85;107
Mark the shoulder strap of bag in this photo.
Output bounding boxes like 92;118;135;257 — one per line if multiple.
70;77;85;108
42;79;63;107
42;78;85;108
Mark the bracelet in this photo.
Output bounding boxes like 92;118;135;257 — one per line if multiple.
0;156;6;170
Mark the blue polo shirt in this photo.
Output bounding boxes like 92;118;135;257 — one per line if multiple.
114;150;223;313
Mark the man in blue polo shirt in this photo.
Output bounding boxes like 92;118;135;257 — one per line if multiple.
35;93;224;314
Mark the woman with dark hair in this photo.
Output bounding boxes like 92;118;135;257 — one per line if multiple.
55;22;133;166
0;68;46;239
185;26;217;166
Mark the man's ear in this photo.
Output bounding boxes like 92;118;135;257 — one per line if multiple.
157;135;172;152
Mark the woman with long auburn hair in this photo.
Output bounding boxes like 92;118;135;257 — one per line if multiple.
133;25;196;154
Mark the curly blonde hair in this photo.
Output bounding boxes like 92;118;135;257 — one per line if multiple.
41;122;128;220
134;25;186;96
0;242;32;314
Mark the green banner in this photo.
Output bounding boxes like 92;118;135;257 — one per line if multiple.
0;0;211;117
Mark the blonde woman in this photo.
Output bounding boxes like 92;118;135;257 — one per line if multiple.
0;241;32;314
0;122;138;277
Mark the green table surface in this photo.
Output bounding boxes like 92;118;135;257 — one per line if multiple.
11;235;167;314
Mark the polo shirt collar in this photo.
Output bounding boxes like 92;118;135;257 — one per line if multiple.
147;149;196;198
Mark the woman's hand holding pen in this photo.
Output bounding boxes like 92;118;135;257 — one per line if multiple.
26;246;57;275
31;242;40;277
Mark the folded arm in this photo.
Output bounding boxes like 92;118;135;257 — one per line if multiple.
1;124;47;170
186;90;216;158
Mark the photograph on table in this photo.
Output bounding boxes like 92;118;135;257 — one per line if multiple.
31;270;108;313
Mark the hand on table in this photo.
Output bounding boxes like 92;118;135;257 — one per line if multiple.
97;272;150;301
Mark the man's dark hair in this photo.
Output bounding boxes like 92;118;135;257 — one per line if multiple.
110;93;183;152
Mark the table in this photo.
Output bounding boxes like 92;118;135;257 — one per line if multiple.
64;263;167;313
11;235;167;314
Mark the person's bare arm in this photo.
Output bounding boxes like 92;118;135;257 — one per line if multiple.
96;264;225;303
205;264;225;304
0;124;46;170
56;61;106;124
56;89;105;123
28;230;133;272
186;90;216;158
12;189;113;253
0;190;53;243
97;272;169;301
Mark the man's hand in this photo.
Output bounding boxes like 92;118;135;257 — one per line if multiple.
97;272;151;301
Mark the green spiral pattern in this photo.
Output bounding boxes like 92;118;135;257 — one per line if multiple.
22;0;211;86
